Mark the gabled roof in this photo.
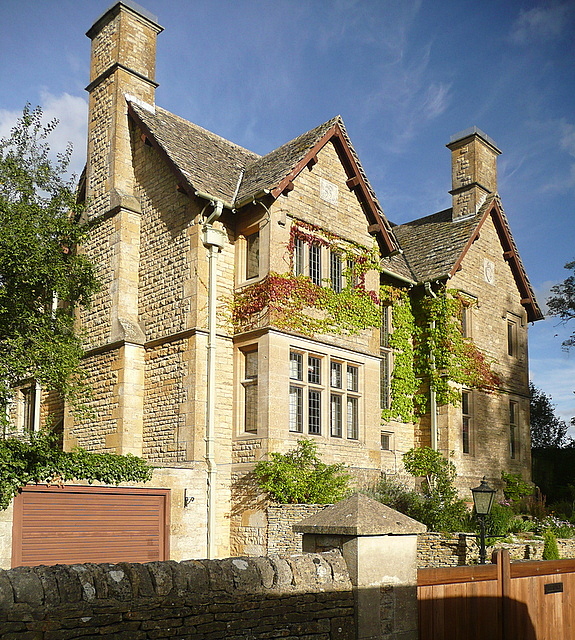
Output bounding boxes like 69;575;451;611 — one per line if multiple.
128;101;398;255
393;195;543;322
129;103;258;206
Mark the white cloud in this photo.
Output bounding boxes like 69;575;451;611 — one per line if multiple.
0;92;87;178
509;3;571;45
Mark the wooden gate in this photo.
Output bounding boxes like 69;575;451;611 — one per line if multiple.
12;485;170;567
418;550;575;640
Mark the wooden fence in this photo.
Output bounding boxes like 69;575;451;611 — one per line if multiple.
418;550;575;640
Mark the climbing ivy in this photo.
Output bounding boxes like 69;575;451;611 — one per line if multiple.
413;288;500;410
0;429;153;510
381;286;419;423
231;220;381;335
232;221;500;424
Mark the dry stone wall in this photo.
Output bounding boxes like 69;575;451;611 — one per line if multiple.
0;552;354;640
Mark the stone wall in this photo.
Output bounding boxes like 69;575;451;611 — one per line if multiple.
417;532;575;567
0;552;354;640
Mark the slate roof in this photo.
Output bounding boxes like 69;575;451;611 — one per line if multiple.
127;100;541;318
392;194;543;321
392;207;480;282
130;103;259;205
236;117;340;205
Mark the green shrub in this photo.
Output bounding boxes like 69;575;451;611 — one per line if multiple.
482;502;515;538
543;529;560;560
254;439;350;504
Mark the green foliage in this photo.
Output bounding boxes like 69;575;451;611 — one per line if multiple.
529;382;569;448
369;473;470;533
381;287;419;422
254;439;350;504
0;105;99;411
0;429;152;510
482;502;515;538
400;447;469;532
542;529;560;560
547;259;575;351
413;289;500;411
501;471;533;503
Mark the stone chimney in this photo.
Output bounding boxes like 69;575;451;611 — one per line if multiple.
85;0;163;217
72;1;162;456
446;127;501;220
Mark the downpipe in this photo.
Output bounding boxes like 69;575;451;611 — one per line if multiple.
202;200;224;559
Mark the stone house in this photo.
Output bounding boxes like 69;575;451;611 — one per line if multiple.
2;0;542;566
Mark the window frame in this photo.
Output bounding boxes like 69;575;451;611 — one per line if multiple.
509;400;518;459
242;348;258;433
462;390;472;455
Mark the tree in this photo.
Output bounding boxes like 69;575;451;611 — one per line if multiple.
0;105;99;414
547;259;575;350
254;439;350;504
530;382;568;448
401;446;469;532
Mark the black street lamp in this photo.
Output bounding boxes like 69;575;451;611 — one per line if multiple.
471;476;496;564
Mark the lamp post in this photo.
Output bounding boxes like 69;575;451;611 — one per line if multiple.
471;476;496;564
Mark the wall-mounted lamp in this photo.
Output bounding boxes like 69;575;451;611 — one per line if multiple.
184;489;195;508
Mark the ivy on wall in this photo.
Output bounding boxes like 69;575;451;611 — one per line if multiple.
0;430;152;509
231;220;500;424
413;288;500;407
232;220;381;335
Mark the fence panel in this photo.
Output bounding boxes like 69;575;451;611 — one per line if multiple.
418;552;575;640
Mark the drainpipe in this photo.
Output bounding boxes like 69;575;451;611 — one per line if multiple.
424;282;438;451
201;199;224;559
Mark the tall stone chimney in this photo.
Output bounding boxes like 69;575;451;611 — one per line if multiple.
85;0;162;216
72;2;162;456
446;127;501;220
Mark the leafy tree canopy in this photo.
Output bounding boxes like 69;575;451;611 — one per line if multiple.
254;439;350;504
547;259;575;350
0;105;99;410
530;382;569;448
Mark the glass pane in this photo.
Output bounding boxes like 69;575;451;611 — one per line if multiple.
380;356;389;410
244;382;257;433
381;431;391;450
462;416;470;453
330;252;342;293
308;390;321;434
289;385;303;432
309;244;321;286
330;394;342;437
244;350;258;379
308;356;321;385
246;232;259;280
347;365;358;392
290;352;303;380
330;362;342;388
347;397;358;439
293;237;304;276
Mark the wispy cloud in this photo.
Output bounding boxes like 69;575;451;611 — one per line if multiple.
509;3;572;45
0;92;87;177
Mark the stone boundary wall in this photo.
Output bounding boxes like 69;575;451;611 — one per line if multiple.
0;551;354;640
267;504;328;554
417;532;575;567
264;507;575;568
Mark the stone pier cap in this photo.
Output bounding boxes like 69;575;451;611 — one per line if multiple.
293;493;427;537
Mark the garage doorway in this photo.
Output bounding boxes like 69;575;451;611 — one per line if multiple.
12;485;170;567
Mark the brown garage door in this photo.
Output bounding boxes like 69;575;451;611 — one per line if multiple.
12;485;170;567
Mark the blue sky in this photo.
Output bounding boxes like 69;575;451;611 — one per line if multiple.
1;0;574;429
